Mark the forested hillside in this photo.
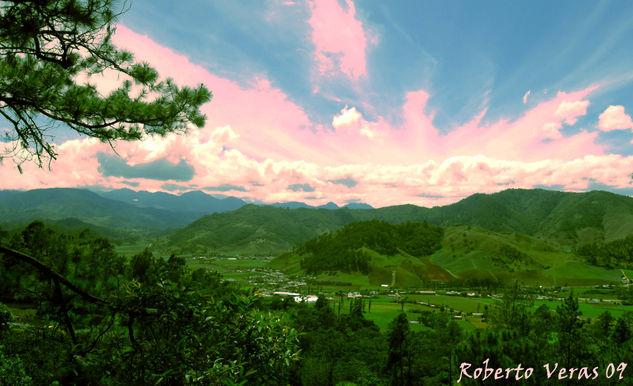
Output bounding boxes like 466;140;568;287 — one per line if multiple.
167;189;633;255
295;220;443;274
4;188;633;258
166;204;361;255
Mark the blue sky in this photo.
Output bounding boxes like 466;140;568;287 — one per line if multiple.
118;1;633;135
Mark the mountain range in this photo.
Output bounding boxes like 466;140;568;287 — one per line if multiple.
0;188;373;241
2;187;633;258
2;187;633;284
166;188;633;256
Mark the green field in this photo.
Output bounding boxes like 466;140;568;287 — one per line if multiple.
328;295;476;332
178;247;633;331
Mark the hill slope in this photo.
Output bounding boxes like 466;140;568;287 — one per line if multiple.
166;205;360;255
166;189;633;255
0;188;202;232
271;223;621;287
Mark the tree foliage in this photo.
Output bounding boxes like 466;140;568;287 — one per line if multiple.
0;222;300;384
577;235;633;268
0;0;211;166
297;220;444;274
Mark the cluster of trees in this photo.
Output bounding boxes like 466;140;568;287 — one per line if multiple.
269;295;459;385
455;289;633;385
5;222;633;384
0;222;300;384
577;235;633;268
297;220;444;274
268;283;633;385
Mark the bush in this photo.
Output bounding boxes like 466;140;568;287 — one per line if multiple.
0;303;14;334
0;347;32;386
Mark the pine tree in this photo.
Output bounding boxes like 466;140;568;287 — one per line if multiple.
0;0;211;167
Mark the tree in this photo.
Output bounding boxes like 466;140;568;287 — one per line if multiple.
0;0;211;167
612;317;631;344
593;311;614;339
556;292;583;370
490;281;532;336
386;313;410;386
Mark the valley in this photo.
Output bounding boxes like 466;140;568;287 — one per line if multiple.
4;187;633;384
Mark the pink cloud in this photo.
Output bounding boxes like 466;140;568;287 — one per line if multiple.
554;98;590;125
2;132;633;208
110;25;340;166
385;86;600;163
3;27;630;209
308;0;370;80
523;90;531;104
598;105;633;132
331;106;385;140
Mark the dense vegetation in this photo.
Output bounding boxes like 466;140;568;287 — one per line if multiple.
264;288;633;385
577;235;633;268
3;221;633;384
295;220;443;274
0;222;299;384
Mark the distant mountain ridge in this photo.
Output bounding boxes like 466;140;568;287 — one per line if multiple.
96;188;246;214
0;188;374;240
97;188;373;212
3;188;633;256
270;201;373;210
0;188;201;233
166;189;633;255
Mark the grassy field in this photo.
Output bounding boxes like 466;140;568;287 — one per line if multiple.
186;256;272;282
529;299;633;319
329;295;476;332
178;250;633;331
114;241;153;257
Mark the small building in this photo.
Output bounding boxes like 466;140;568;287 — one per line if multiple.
273;291;300;297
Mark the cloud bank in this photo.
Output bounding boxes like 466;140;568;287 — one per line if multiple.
1;20;632;208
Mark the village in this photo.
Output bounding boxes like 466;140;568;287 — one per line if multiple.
187;254;633;331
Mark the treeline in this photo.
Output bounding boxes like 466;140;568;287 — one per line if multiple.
296;220;444;274
0;221;300;384
577;235;633;268
265;284;633;385
454;286;633;385
269;295;458;384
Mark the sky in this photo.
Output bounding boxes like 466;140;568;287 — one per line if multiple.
3;0;633;208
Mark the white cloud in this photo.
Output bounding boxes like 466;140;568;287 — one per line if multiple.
554;99;590;125
598;105;633;132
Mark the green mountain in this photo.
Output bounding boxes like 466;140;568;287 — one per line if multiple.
271;222;621;287
166;204;360;255
96;188;246;214
0;188;202;233
290;220;444;275
166;188;633;256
